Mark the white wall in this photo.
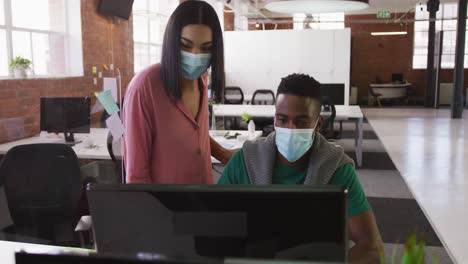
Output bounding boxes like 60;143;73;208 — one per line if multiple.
224;29;351;105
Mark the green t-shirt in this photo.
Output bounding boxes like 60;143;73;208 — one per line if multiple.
218;150;370;217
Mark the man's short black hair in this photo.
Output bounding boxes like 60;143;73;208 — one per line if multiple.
277;74;322;103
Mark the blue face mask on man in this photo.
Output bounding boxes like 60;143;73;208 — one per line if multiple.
275;119;320;163
180;51;212;80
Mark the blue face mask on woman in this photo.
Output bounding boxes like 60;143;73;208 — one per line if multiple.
275;119;320;163
180;51;212;80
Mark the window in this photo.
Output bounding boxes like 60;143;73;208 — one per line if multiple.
0;0;83;78
133;0;178;73
294;13;345;30
413;3;468;69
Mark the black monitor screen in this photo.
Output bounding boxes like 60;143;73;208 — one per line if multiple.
98;0;134;20
391;73;404;83
15;252;222;264
40;97;91;134
321;84;345;105
87;185;348;263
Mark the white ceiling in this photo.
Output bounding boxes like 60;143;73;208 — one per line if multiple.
229;0;461;18
347;0;459;15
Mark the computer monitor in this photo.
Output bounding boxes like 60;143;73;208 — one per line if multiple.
15;252;339;264
40;97;91;145
87;184;348;263
391;73;404;83
98;0;134;20
321;84;345;105
15;252;222;264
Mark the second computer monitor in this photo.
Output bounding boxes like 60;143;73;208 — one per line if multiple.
40;97;91;144
321;83;345;105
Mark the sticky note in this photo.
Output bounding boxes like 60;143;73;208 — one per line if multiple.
92;66;97;74
98;72;103;78
103;64;109;70
103;77;118;101
106;112;124;139
0;187;13;230
91;101;104;114
93;77;97;85
96;90;119;115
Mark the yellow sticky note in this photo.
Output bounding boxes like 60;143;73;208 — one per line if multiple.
92;66;97;74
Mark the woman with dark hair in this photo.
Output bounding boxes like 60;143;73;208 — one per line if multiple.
123;0;233;184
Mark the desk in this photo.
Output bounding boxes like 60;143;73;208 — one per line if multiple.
212;105;364;167
0;128;110;160
369;83;411;100
0;129;262;164
0;240;93;264
210;130;263;164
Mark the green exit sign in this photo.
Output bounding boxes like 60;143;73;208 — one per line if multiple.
377;10;391;19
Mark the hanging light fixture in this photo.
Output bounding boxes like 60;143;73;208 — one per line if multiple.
265;0;369;14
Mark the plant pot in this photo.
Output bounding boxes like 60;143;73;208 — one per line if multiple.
13;68;28;79
248;120;255;134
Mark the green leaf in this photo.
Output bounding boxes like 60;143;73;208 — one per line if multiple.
241;113;252;122
9;56;32;71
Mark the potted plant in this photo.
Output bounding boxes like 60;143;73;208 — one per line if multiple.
381;233;438;264
242;113;255;134
9;56;32;79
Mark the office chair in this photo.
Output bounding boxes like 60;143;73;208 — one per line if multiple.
0;144;83;246
106;131;126;184
406;85;417;105
251;89;275;105
223;87;244;130
320;97;341;140
368;85;382;108
224;86;244;104
251;90;276;136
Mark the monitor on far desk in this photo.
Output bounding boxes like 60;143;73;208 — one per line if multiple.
87;184;348;263
391;73;404;84
321;84;345;105
40;97;91;145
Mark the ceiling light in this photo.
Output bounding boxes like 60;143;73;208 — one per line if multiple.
371;31;407;36
265;0;369;14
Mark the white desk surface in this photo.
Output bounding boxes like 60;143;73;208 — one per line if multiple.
212;104;364;119
369;83;411;88
0;128;110;160
0;129;262;163
0;240;93;264
210;130;263;163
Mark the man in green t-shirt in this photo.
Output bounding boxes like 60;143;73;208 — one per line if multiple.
218;74;383;264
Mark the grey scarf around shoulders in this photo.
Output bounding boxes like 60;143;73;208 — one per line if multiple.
242;132;354;185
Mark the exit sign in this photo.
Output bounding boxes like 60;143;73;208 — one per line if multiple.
377;10;391;19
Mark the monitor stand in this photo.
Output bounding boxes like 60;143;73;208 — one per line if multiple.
64;132;81;146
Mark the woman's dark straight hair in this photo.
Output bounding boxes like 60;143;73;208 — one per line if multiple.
160;0;225;102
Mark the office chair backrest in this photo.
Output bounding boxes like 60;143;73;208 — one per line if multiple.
320;97;337;140
0;144;82;245
224;86;244;104
252;89;275;105
106;131;126;183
